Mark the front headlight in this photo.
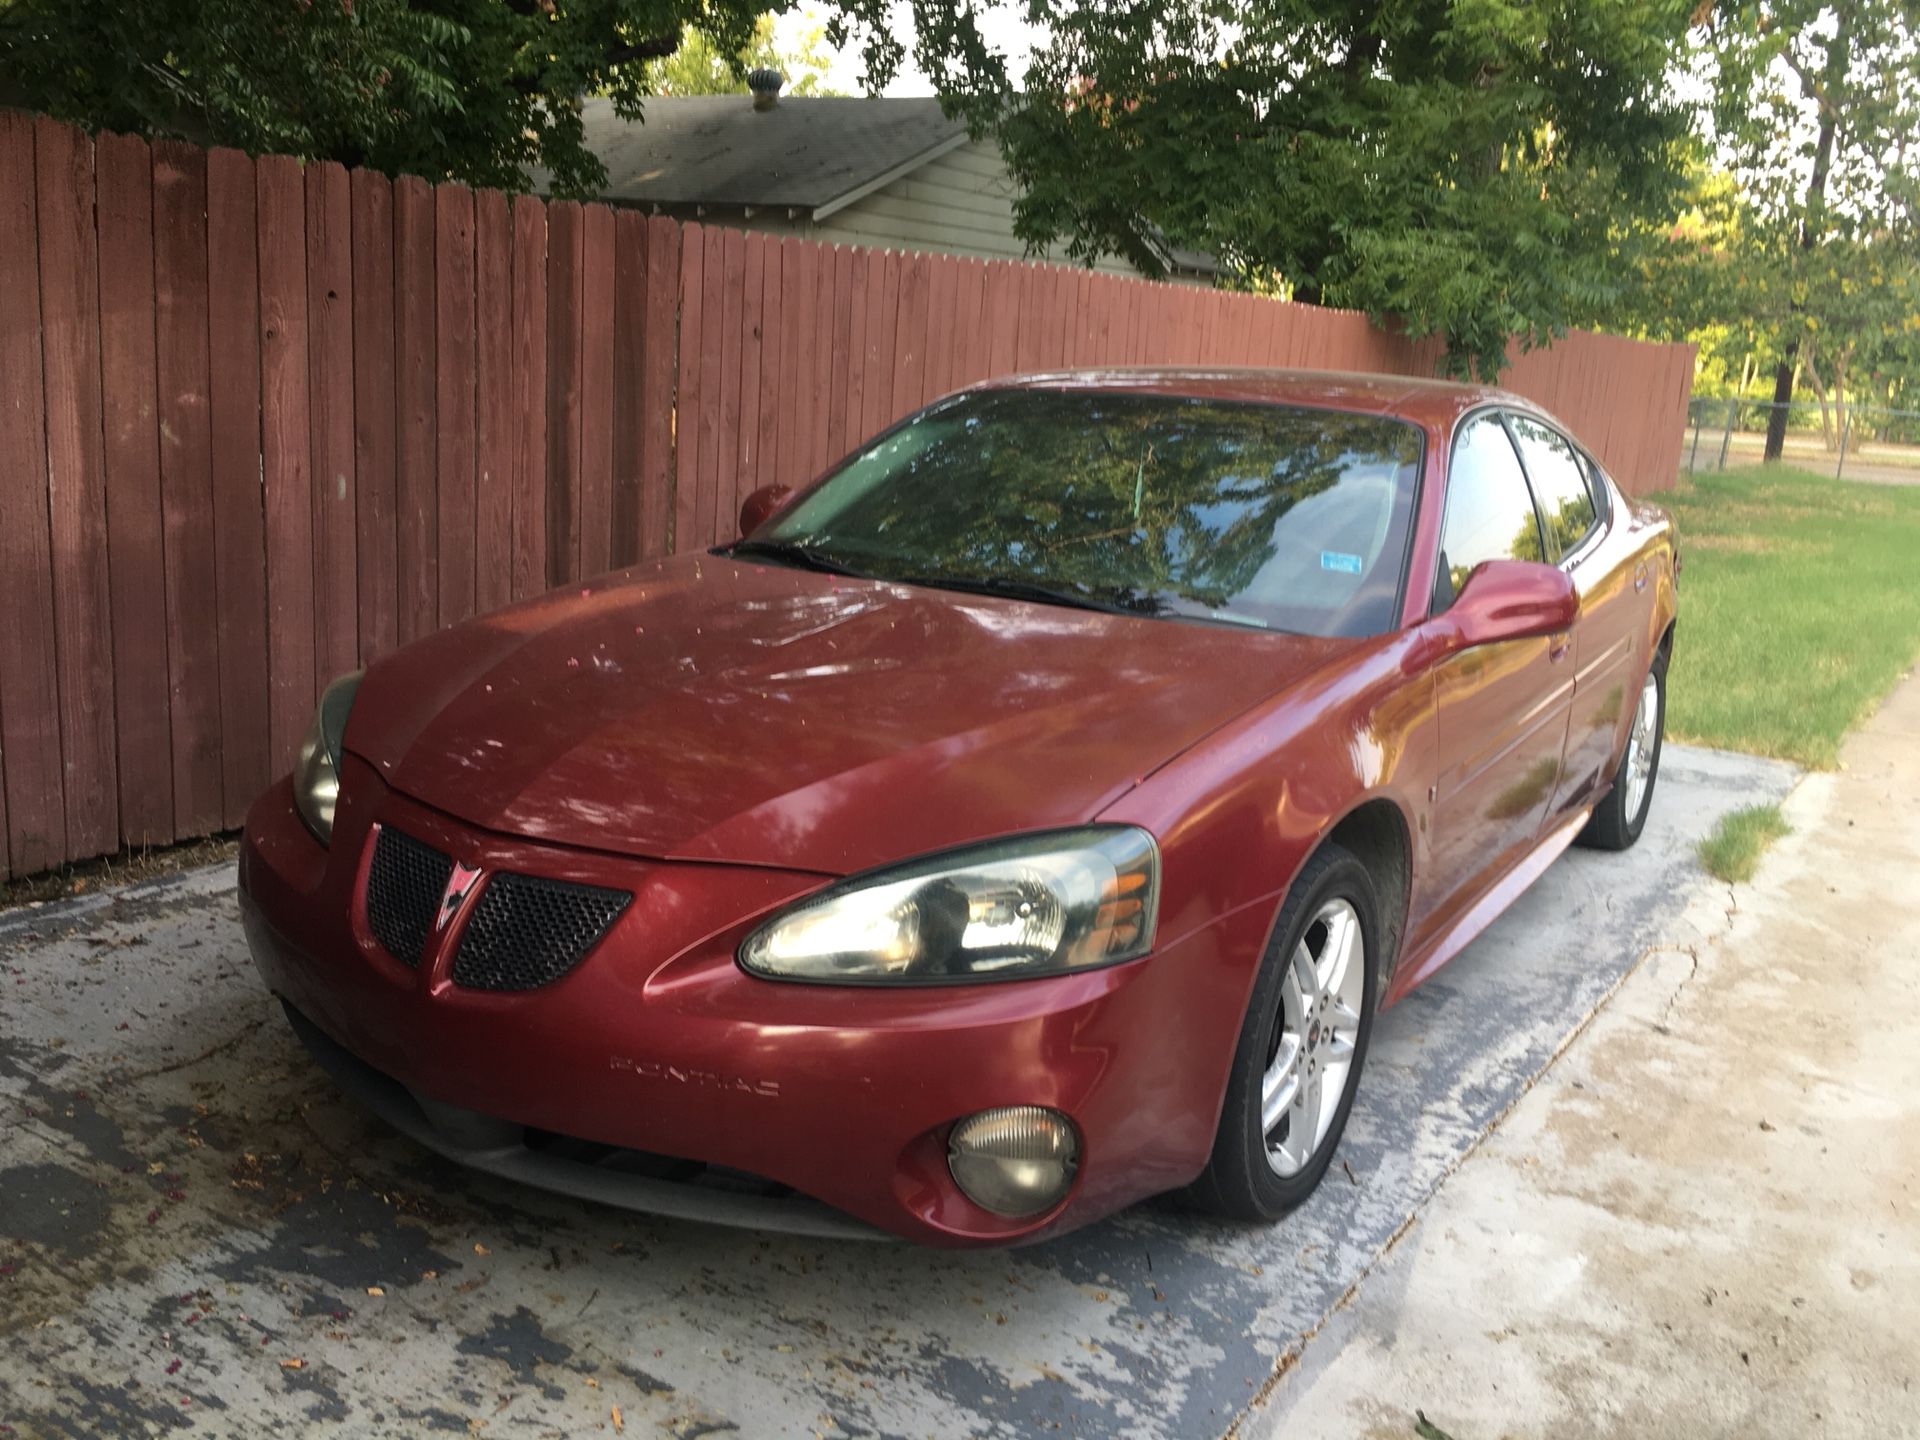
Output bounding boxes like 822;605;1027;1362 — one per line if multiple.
739;827;1159;984
292;670;362;845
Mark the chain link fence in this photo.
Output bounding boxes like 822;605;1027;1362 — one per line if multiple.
1684;396;1920;484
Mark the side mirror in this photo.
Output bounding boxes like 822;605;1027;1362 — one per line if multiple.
1447;559;1577;647
739;484;795;538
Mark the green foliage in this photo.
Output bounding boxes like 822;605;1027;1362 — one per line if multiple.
0;0;883;194
645;14;840;95
909;0;1701;377
1694;2;1920;431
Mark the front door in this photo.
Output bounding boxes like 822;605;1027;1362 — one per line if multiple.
1409;413;1575;950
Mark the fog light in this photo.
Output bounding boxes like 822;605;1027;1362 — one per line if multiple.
947;1106;1080;1217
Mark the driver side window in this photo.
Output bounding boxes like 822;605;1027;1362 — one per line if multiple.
1433;415;1545;612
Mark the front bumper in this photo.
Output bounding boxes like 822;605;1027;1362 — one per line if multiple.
239;756;1274;1245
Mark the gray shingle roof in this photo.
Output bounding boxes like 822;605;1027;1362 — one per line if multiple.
571;95;967;213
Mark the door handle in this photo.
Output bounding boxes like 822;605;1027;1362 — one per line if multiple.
1549;633;1572;663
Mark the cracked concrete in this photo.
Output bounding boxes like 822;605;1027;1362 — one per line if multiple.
1243;675;1920;1440
0;741;1797;1439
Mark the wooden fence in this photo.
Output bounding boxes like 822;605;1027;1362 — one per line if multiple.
0;112;1696;881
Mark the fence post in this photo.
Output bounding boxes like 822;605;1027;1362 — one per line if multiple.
1687;406;1703;476
1835;407;1852;482
1716;398;1738;471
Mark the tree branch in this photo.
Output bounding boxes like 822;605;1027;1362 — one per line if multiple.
604;33;683;66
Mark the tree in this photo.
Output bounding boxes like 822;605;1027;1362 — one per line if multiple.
0;0;888;196
1702;1;1920;457
646;14;841;95
904;0;1701;377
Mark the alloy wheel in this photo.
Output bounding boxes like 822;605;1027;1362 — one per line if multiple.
1622;670;1660;823
1262;897;1366;1177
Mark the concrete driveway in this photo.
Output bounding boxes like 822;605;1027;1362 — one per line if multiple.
0;743;1795;1440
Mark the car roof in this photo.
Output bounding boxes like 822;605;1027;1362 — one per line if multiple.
977;367;1529;428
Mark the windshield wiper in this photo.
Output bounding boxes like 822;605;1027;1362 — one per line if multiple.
723;537;876;578
893;571;1164;618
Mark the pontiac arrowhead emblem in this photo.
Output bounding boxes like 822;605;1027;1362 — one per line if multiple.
438;862;483;930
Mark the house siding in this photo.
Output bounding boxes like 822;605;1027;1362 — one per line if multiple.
707;141;1210;286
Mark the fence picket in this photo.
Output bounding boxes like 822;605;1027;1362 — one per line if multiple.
96;132;174;848
207;147;270;828
474;189;513;609
0;112;63;874
307;160;358;685
257;153;317;775
434;182;478;624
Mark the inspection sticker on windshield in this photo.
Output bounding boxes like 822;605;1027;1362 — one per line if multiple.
1320;550;1364;575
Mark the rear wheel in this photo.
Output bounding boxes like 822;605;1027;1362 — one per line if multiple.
1578;648;1667;851
1184;843;1379;1221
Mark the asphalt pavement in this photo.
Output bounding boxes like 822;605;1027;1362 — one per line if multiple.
0;742;1797;1439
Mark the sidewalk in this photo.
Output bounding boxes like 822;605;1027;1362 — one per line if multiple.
1246;673;1920;1438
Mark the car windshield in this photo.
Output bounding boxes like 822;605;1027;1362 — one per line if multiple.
751;389;1423;636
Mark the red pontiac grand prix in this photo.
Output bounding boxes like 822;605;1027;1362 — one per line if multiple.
239;369;1677;1246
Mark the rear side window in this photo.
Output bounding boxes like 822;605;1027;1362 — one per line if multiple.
1434;414;1545;612
1507;415;1598;560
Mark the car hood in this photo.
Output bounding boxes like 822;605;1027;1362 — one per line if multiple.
347;554;1356;875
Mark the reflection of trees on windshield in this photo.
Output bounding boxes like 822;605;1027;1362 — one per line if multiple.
770;391;1422;637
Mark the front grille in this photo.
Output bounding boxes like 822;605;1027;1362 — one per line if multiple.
364;826;453;968
451;872;630;992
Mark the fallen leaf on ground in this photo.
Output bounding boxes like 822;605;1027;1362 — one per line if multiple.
611;1405;624;1432
473;1243;490;1256
1414;1410;1458;1440
280;1358;305;1370
366;1286;385;1297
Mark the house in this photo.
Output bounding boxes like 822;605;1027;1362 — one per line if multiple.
557;86;1218;285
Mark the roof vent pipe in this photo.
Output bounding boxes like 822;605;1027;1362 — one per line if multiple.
748;68;784;110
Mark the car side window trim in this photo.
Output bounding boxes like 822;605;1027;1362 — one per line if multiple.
1500;409;1603;569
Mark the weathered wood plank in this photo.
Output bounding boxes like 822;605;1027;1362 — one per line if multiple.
206;146;270;828
152;139;223;839
306;160;358;684
0;112;63;874
711;226;745;547
393;174;438;641
509;194;548;598
434;182;477;625
36;117;119;857
735;230;766;524
256;152;317;775
672;222;704;556
350;166;399;661
473;188;513;613
578;202;615;577
95;131;175;848
544;199;583;583
610;209;647;569
639;215;679;559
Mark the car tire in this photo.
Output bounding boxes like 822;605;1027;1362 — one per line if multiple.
1577;646;1667;852
1182;842;1380;1222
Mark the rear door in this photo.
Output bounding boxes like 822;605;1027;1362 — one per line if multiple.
1410;413;1577;948
1504;414;1640;815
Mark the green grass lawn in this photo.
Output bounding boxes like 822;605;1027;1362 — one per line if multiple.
1697;803;1791;884
1661;464;1920;768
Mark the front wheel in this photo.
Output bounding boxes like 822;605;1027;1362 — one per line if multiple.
1183;843;1380;1221
1578;648;1667;851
